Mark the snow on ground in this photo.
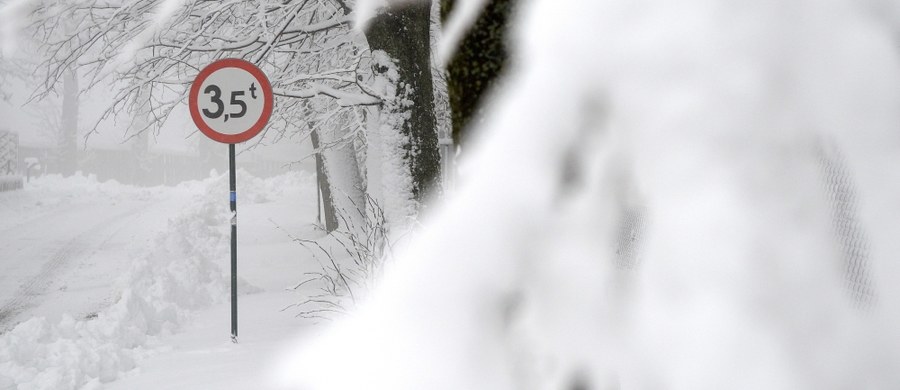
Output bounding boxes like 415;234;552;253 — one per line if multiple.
0;170;325;389
0;174;179;332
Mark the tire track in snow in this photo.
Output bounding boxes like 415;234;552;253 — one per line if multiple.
0;205;144;333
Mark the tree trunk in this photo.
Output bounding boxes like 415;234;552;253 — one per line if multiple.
310;128;340;232
365;2;442;221
318;123;366;235
441;0;514;148
59;68;78;176
131;86;152;186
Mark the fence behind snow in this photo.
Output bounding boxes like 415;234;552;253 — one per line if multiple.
0;130;23;192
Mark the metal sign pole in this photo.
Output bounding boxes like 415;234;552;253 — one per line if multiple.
189;58;272;343
229;143;238;343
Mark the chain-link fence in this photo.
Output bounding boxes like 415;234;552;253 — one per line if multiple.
613;143;875;308
0;130;23;192
818;145;876;307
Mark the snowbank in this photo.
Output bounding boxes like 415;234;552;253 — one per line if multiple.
23;173;142;196
0;170;304;389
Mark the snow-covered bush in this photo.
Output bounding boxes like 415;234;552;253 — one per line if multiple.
282;194;398;320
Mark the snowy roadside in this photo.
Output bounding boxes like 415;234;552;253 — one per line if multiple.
0;174;181;333
0;174;162;233
0;170;317;390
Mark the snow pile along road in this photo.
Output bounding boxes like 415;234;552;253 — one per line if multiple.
0;171;290;389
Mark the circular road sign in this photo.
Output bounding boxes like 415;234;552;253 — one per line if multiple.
189;58;273;144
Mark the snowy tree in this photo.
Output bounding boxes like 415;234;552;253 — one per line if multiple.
0;21;80;176
10;0;443;234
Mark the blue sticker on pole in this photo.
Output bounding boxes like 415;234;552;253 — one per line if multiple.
230;191;236;202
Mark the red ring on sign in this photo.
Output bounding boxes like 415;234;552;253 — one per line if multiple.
189;58;274;144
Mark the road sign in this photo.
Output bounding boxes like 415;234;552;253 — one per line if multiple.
189;58;273;144
189;58;273;343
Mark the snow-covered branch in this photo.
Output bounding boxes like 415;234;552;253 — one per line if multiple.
276;85;382;107
18;0;387;143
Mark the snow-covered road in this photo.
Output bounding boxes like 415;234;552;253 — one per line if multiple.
0;172;325;389
0;196;171;333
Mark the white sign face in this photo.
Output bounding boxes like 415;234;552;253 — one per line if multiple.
190;58;273;144
196;67;267;135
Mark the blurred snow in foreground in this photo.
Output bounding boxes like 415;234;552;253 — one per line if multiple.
278;0;900;389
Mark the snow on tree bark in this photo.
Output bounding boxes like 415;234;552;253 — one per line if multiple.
366;51;418;231
364;2;443;222
319;122;366;235
311;127;341;232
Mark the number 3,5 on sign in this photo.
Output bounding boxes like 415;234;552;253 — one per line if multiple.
202;82;257;122
189;58;273;144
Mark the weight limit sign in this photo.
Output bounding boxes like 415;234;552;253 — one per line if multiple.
189;58;273;144
189;58;273;343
